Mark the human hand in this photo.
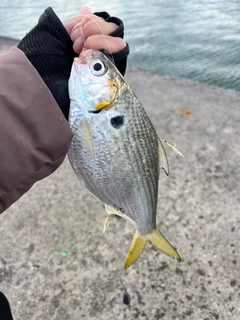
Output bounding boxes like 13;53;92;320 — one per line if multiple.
17;7;128;119
64;6;126;55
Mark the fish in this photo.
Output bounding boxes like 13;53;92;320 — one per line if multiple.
68;49;181;268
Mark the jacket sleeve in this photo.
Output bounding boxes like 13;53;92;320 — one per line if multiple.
0;47;73;214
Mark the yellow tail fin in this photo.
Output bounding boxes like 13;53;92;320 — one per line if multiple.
124;230;181;269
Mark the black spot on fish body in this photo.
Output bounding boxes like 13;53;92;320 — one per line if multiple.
111;116;124;129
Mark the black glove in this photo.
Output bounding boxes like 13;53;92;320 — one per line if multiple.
18;7;76;119
0;292;14;320
18;7;129;119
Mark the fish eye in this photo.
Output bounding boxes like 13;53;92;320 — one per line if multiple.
90;59;107;76
111;116;124;129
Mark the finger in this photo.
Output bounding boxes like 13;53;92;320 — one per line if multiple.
80;14;105;25
70;14;106;41
72;20;118;50
64;6;92;35
72;19;120;54
77;6;92;16
81;20;118;41
84;35;126;54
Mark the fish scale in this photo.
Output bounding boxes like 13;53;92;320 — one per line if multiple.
126;114;156;227
68;49;181;268
130;98;159;226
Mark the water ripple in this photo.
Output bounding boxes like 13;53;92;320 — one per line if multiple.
0;0;240;90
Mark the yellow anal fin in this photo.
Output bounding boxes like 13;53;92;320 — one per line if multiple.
124;233;146;269
150;230;181;261
124;230;181;269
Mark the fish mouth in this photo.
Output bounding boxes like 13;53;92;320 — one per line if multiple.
89;109;102;114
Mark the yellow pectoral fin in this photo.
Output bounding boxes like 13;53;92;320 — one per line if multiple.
78;117;94;156
150;230;181;261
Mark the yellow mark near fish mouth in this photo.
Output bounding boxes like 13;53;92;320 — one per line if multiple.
95;80;118;111
96;99;114;110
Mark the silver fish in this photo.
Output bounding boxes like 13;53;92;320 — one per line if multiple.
68;49;181;268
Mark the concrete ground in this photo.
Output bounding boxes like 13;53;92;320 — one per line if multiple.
0;36;239;320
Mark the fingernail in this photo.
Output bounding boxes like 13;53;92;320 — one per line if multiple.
78;6;92;15
73;36;84;54
71;26;81;41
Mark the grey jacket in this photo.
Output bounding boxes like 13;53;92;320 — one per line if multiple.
0;47;72;213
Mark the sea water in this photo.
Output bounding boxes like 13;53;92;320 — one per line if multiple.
1;0;240;91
